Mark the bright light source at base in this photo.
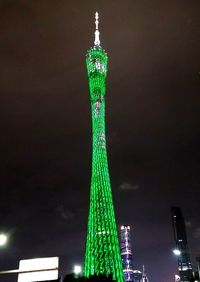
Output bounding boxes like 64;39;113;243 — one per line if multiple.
74;265;82;275
0;234;7;246
173;249;181;256
18;257;59;282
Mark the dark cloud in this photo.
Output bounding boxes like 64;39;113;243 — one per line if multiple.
56;205;76;221
185;221;192;228
119;182;139;191
193;228;200;239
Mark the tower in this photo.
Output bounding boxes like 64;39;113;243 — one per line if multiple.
171;207;193;281
120;225;134;282
84;13;124;282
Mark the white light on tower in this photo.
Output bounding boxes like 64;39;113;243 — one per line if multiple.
0;233;7;246
173;249;181;256
74;265;82;275
175;274;181;281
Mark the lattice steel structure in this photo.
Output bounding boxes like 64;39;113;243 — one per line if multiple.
84;13;124;282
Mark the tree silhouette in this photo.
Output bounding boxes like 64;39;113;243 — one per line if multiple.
63;274;117;282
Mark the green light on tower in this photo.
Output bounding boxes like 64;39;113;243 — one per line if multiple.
84;12;124;282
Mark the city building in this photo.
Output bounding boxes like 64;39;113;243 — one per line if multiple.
133;270;142;282
141;266;149;282
197;257;200;280
171;207;193;281
84;13;124;282
120;225;134;282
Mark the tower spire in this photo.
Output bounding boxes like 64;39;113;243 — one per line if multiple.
94;12;100;46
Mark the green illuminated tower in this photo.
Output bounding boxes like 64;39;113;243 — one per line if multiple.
84;13;124;282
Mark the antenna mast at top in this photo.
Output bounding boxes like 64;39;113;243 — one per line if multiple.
94;12;100;46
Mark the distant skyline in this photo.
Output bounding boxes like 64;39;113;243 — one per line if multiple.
0;1;200;282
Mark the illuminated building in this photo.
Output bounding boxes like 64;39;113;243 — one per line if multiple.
84;13;124;282
141;266;149;282
120;225;134;282
133;270;142;282
171;207;193;281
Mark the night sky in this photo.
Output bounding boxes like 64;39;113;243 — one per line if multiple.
0;1;200;281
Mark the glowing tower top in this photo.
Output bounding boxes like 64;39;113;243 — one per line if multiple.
84;13;124;282
94;12;100;46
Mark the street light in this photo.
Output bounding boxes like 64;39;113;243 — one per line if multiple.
0;233;7;246
73;265;82;276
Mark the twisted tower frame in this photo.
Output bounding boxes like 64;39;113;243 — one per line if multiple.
84;13;124;282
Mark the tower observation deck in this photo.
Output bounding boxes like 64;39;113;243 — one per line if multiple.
84;13;124;282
